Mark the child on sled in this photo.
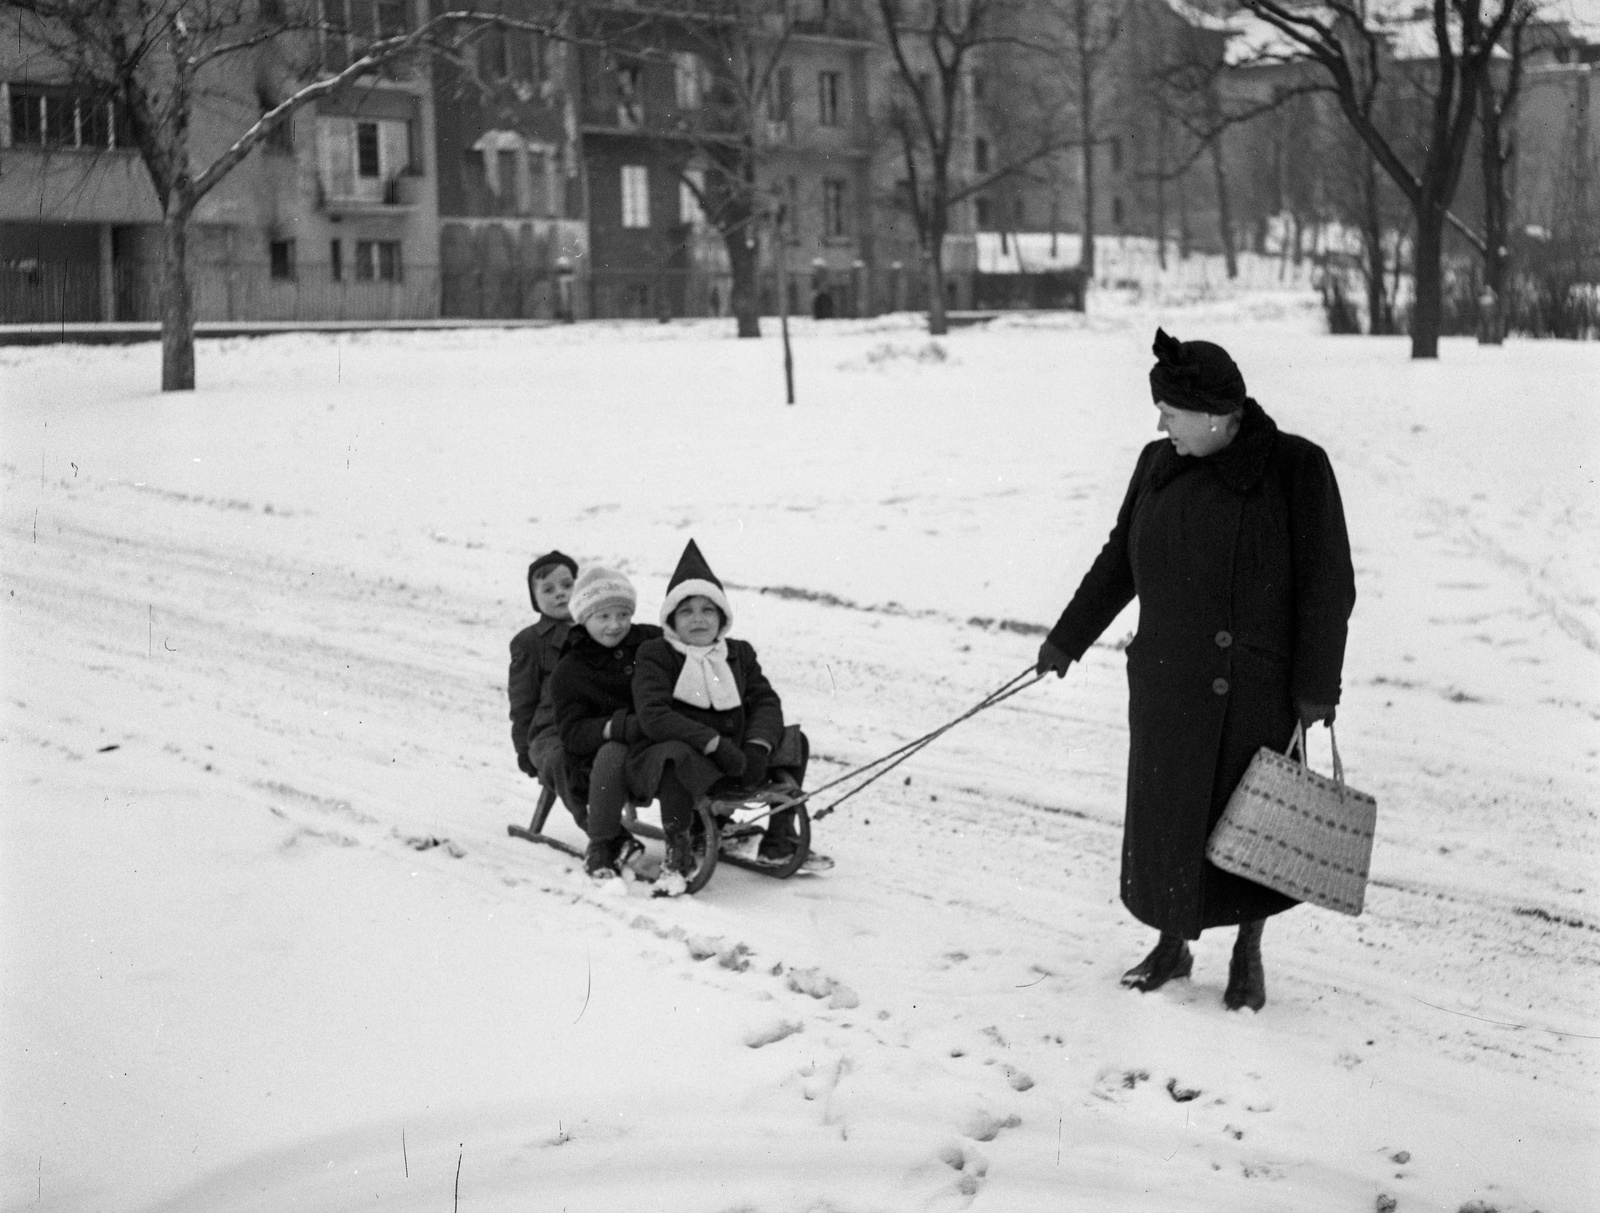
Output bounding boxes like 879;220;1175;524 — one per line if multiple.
548;566;663;879
629;540;810;897
508;550;584;826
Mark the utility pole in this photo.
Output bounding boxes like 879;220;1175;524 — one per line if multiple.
775;202;795;404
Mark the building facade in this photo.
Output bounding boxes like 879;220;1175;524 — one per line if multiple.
1;1;441;324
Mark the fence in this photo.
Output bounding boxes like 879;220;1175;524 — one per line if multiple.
587;268;733;321
1;261;442;324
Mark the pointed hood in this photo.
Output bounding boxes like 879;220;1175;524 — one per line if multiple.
660;539;733;639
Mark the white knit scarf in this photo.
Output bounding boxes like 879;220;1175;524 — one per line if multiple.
665;634;742;710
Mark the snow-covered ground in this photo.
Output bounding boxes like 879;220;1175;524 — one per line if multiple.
2;293;1596;1213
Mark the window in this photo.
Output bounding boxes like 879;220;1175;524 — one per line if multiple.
615;60;644;128
1013;194;1025;227
480;27;508;79
822;177;847;238
321;0;408;71
356;122;380;177
508;29;544;85
785;176;800;240
1112;196;1124;226
259;93;294;154
971;71;986;101
269;240;296;280
680;169;704;225
767;66;793;121
373;0;406;36
621;164;650;228
320;115;413;201
8;85;127;150
1109;136;1122;173
355;239;402;282
974;137;989;175
975;196;992;229
674;53;702;110
817;71;842;126
330;238;343;281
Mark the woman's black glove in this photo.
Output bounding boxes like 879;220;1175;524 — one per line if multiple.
1296;701;1337;728
1036;640;1072;678
710;737;747;777
517;751;536;778
740;742;770;788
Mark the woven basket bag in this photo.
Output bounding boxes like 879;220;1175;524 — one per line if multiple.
1206;724;1377;916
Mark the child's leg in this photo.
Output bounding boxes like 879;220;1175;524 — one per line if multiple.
656;762;697;836
529;733;585;830
586;741;632;841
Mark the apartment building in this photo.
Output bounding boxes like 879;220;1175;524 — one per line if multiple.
429;1;588;319
1;1;440;324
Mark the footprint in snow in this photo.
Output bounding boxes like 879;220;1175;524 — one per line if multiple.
1090;1067;1151;1102
404;835;465;857
963;1110;1021;1142
786;966;860;1009
744;1020;804;1049
935;1143;989;1201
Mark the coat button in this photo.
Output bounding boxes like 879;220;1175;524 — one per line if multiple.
1215;630;1233;648
1212;677;1230;695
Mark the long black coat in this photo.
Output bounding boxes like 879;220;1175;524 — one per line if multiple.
1048;400;1356;938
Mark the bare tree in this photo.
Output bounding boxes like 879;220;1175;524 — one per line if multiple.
877;0;1037;334
1039;0;1125;277
1240;0;1519;358
1139;42;1317;277
1475;0;1535;343
662;0;799;339
2;0;567;390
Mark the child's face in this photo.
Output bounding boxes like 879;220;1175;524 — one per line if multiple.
672;596;722;646
533;566;574;620
584;604;633;648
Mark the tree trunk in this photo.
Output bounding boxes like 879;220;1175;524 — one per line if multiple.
1081;139;1097;278
725;226;762;339
160;209;196;392
924;238;949;335
1361;154;1391;335
1078;36;1097;279
1410;205;1444;359
1478;82;1509;346
1210;135;1237;279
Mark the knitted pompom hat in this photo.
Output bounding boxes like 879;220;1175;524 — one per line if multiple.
659;539;732;638
568;566;637;625
1148;327;1248;415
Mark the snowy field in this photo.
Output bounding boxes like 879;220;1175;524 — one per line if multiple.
2;293;1597;1213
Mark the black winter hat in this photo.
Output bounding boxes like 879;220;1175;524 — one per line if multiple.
527;549;578;610
1148;327;1248;415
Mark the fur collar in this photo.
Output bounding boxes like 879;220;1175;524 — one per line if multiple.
1149;398;1278;494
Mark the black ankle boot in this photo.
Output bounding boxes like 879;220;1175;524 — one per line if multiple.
1120;933;1194;991
1224;919;1266;1012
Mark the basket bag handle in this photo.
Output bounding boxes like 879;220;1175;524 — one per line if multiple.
1285;722;1347;786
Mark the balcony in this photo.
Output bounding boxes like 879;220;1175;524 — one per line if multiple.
318;173;422;215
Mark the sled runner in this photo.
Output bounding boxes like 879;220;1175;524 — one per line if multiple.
507;778;821;891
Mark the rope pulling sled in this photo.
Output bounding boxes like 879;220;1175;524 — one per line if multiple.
508;664;1045;890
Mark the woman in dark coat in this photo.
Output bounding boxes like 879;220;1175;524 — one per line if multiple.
1037;328;1356;1012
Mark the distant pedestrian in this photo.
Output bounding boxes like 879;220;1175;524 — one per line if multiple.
1036;328;1356;1011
